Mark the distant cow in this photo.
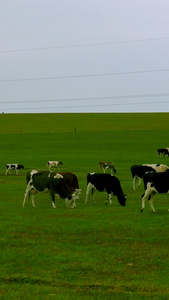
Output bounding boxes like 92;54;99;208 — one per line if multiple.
141;171;169;212
157;148;169;157
47;161;63;170
22;170;76;209
99;161;116;174
131;164;169;190
85;173;126;206
57;172;82;205
5;164;24;175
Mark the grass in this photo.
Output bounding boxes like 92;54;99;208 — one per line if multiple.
0;113;169;299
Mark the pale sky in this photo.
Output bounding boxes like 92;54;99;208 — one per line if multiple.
1;0;169;113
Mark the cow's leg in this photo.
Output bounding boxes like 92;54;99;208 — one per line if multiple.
16;169;18;175
105;193;112;205
65;198;74;208
148;192;156;212
104;166;108;174
133;176;137;190
141;188;151;212
91;188;96;204
5;169;10;175
133;175;141;190
138;178;142;188
50;192;57;208
31;194;36;207
85;182;95;204
22;185;32;207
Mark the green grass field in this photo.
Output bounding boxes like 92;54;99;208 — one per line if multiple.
1;113;169;299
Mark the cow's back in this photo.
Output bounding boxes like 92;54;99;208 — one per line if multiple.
58;172;79;190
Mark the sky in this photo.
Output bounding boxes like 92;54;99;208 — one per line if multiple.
1;0;169;113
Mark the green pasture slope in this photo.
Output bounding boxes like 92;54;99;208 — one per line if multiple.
0;113;169;299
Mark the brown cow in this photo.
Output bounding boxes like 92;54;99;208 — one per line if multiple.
99;161;116;174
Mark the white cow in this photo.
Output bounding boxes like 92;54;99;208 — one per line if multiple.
47;161;63;171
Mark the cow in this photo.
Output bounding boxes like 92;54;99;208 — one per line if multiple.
157;148;169;157
57;172;82;205
141;171;169;212
131;164;169;190
5;164;24;175
85;173;126;206
22;170;76;209
47;161;63;171
99;161;116;174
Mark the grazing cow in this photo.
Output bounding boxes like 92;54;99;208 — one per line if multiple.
47;161;63;170
99;161;116;174
141;171;169;212
131;164;169;190
5;164;24;175
85;173;126;206
22;170;76;209
157;148;169;157
57;172;82;205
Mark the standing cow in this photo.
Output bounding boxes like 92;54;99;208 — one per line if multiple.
85;173;126;206
47;161;63;171
131;164;169;190
141;171;169;212
5;164;24;175
99;161;116;174
22;170;76;209
157;148;169;157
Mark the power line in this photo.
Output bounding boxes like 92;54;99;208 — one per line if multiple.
2;100;169;112
0;92;169;105
1;37;169;53
1;68;169;83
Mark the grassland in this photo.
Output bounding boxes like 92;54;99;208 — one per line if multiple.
0;113;169;299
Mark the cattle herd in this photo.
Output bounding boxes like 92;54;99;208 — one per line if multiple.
4;153;169;213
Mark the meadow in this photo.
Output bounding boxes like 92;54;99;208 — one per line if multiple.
0;113;169;299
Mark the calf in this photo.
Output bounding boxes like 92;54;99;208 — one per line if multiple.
5;164;24;175
47;161;63;170
141;171;169;212
57;172;82;206
157;148;169;157
131;164;169;190
99;161;116;174
22;170;76;209
85;173;126;206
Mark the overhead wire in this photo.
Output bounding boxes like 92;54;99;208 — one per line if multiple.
0;92;169;105
0;68;169;83
0;37;169;53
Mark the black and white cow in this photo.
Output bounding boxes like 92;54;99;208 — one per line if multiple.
99;161;116;174
157;148;169;157
47;161;63;171
22;170;76;209
5;164;24;175
57;172;82;205
141;171;169;212
131;164;169;190
85;173;126;206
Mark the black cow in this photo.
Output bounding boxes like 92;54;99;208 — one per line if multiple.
22;170;76;209
141;171;169;212
85;173;126;206
5;164;24;175
157;148;169;157
131;164;169;190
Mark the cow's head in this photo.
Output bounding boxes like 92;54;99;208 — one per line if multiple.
118;194;127;206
